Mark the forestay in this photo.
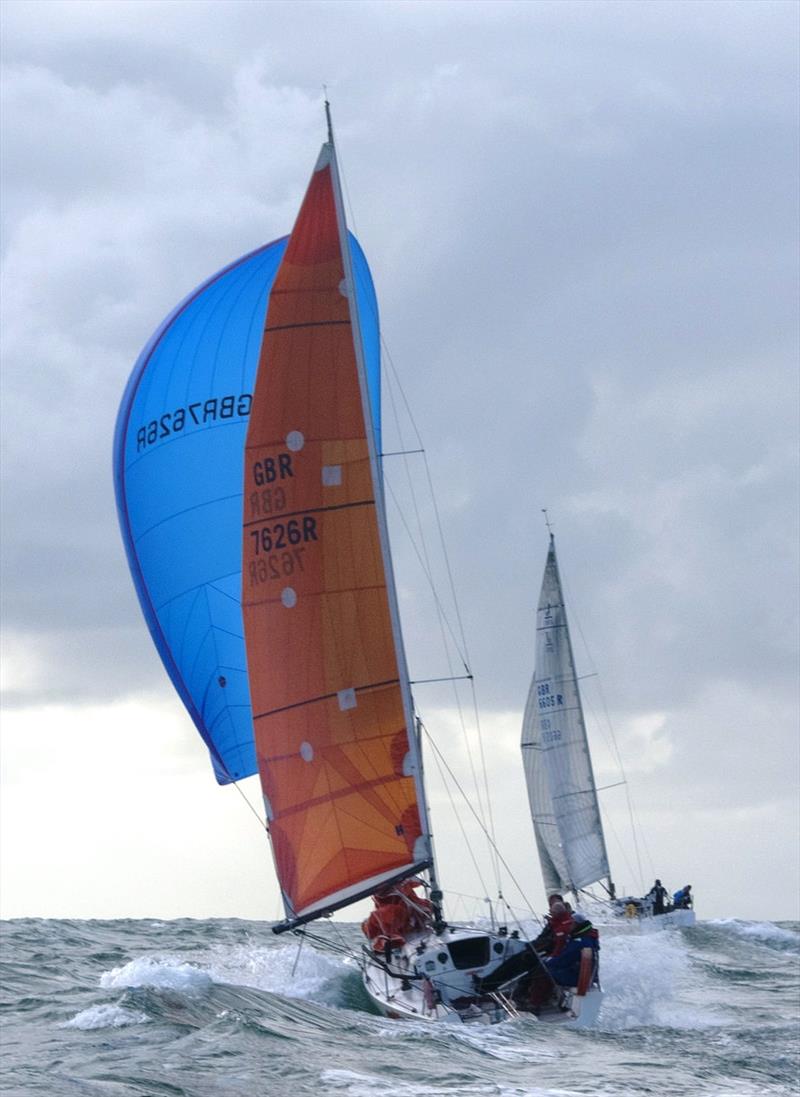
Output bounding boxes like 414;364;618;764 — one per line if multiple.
242;140;432;926
521;535;611;895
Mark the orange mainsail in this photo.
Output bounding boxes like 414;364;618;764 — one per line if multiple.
242;142;431;924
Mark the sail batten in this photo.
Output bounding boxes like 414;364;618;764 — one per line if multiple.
242;139;432;923
521;535;611;896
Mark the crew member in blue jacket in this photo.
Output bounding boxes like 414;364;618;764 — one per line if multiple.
672;885;693;909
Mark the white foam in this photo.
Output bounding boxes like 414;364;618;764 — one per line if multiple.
60;1004;149;1030
707;918;799;944
99;956;213;992
202;941;349;1003
598;927;726;1030
97;941;349;1006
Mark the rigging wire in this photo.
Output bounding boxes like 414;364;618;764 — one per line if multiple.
421;722;535;918
557;556;653;892
329;115;499;890
329;108;502;897
227;776;269;835
381;342;502;893
428;729;491;899
381;452;496;884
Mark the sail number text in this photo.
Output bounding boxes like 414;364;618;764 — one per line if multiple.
247;454;295;518
252;453;294;484
136;394;252;451
247;518;318;587
537;682;564;710
540;719;563;744
248;548;308;586
250;517;318;555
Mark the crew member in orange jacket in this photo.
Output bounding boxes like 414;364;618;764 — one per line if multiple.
361;879;433;953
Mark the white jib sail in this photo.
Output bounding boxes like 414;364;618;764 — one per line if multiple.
521;535;610;895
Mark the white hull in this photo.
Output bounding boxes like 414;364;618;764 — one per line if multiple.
641;909;696;930
360;925;601;1026
608;908;696;932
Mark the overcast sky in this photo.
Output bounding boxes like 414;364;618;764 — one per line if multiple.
1;0;798;925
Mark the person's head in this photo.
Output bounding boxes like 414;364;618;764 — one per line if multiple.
547;893;564;908
685;885;691;892
655;879;661;886
550;901;567;916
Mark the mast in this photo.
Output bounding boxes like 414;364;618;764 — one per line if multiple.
325;104;440;905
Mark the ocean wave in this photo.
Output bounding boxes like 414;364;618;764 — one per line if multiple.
99;955;213;992
4;918;798;1097
597;927;730;1030
201;940;349;1002
706;919;800;946
319;1066;610;1097
59;1003;150;1030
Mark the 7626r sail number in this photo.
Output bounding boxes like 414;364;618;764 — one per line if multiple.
249;517;318;554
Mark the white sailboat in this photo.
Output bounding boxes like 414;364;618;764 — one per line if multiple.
521;533;696;930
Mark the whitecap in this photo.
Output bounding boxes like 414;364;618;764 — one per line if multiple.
60;1003;149;1030
99;956;213;992
201;941;348;1002
707;918;799;944
597;927;729;1030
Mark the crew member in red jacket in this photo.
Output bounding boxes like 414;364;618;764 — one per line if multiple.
361;879;433;954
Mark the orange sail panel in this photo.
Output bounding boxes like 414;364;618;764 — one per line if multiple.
242;144;428;922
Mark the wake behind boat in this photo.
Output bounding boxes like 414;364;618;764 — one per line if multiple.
114;109;602;1027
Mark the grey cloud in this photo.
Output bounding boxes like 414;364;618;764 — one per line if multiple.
1;0;797;914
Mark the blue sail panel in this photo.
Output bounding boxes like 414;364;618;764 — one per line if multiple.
114;234;380;783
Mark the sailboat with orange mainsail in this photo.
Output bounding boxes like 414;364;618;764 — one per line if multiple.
115;106;602;1025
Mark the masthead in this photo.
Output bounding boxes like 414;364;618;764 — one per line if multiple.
323;90;334;145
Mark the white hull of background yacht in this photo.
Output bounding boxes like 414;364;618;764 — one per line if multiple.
634;909;697;931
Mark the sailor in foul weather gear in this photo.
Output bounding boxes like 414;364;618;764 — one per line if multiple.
361;878;433;953
672;884;693;909
646;879;669;915
544;906;600;988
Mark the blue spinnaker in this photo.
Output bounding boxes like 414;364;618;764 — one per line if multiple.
114;234;381;783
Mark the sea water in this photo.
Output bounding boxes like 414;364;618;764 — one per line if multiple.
1;917;797;1096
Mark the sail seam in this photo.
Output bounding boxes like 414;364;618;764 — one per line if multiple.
262;723;406;764
264;320;350;333
267;774;414;821
242;497;374;530
252;677;400;721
